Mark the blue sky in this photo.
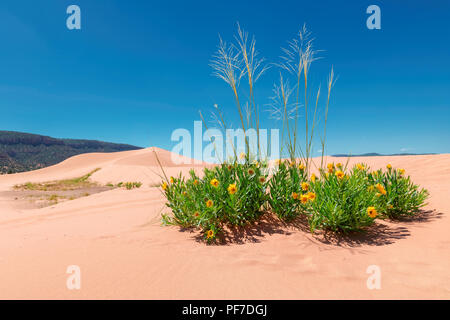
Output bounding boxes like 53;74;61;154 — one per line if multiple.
0;0;449;156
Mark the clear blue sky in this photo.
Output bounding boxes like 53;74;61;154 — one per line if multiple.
0;0;449;155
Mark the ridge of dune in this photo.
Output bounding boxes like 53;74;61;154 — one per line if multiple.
0;147;208;189
0;153;449;299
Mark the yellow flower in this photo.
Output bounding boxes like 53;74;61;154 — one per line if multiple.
259;176;266;183
398;168;405;175
289;161;296;168
367;206;378;218
301;182;309;191
292;192;298;200
376;193;382;197
170;177;175;184
206;229;214;239
327;163;334;173
298;163;305;170
375;183;386;195
356;163;365;170
310;173;316;182
386;164;392;169
227;183;237;195
372;171;379;177
300;194;309;204
307;192;316;201
210;179;219;188
239;152;246;159
336;163;343;169
325;172;330;179
193;179;199;186
162;182;168;190
247;168;255;175
206;199;213;208
335;170;345;179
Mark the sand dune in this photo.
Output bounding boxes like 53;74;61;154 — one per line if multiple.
0;149;449;299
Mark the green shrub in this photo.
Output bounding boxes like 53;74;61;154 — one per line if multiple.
267;160;310;221
307;163;378;233
368;165;429;218
161;161;269;242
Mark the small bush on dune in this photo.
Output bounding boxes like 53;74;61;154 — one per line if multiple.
158;24;430;243
268;160;310;221
307;163;378;233
161;161;269;242
368;165;429;218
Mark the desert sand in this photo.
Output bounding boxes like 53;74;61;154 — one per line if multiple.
0;147;449;299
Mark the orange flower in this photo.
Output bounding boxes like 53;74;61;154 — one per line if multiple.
292;192;298;200
194;211;200;217
227;183;237;195
301;182;309;191
247;168;255;175
206;199;213;208
170;177;175;184
307;192;316;201
289;161;296;168
193;179;199;186
162;182;168;190
367;206;377;218
210;179;219;188
298;163;305;170
335;170;345;179
327;163;334;173
375;183;386;195
300;194;309;204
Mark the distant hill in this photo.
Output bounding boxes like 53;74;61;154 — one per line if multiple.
332;152;437;157
0;131;143;174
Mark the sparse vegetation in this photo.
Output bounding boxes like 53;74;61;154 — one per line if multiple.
116;182;142;190
14;168;101;191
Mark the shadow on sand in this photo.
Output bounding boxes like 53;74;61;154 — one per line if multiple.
184;209;443;247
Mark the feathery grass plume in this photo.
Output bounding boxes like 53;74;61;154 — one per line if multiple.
235;23;270;159
267;74;300;160
276;24;334;175
320;67;336;169
210;36;249;157
209;24;269;162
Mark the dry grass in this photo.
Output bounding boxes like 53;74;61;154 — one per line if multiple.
13;168;101;191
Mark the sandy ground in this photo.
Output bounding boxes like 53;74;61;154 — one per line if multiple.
0;147;449;299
